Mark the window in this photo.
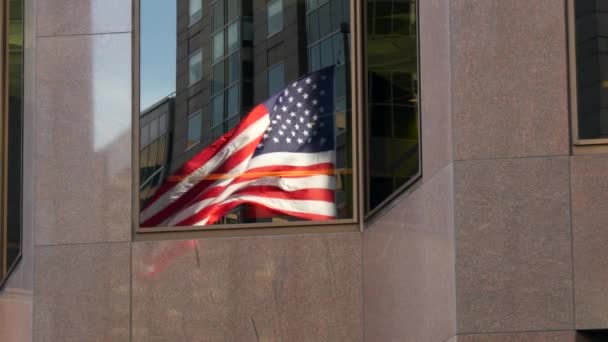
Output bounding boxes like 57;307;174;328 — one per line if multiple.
187;111;202;150
571;0;608;143
267;62;284;96
267;0;283;36
365;0;420;213
213;31;224;62
137;0;421;231
1;0;24;288
227;22;239;54
188;49;203;85
189;0;203;25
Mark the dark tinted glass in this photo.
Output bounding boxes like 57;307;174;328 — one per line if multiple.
2;0;24;287
366;0;420;212
575;0;608;139
140;0;353;228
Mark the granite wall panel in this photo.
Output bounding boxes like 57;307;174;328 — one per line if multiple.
35;33;132;245
33;243;131;342
451;0;569;160
455;157;573;333
132;233;362;342
363;165;456;342
571;154;608;329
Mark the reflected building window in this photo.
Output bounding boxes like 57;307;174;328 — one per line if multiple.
188;49;203;85
187;111;202;149
366;0;420;212
267;62;284;95
189;0;203;25
267;0;283;36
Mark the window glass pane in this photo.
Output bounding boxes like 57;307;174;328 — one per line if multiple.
575;0;608;139
228;53;240;84
213;60;225;94
227;84;240;117
227;22;239;54
212;94;225;126
213;0;224;32
213;32;225;62
159;113;167;134
189;49;203;85
309;44;320;71
318;4;331;38
330;0;342;32
157;138;167;169
149;118;160;140
227;0;238;21
187;112;202;149
267;62;284;96
366;0;420;212
189;0;203;24
140;0;353;228
140;124;150;147
267;0;283;36
320;38;333;68
242;18;254;42
308;12;319;43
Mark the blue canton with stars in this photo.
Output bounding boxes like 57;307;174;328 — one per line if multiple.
254;67;335;156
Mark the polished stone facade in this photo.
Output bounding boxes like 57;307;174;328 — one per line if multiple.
1;0;608;341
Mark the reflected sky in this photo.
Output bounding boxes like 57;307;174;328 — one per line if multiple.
140;0;176;111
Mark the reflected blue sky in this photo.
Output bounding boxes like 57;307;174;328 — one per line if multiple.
140;0;176;111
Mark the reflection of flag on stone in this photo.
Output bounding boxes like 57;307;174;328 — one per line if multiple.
141;67;336;227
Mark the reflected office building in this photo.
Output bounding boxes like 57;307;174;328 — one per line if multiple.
139;0;418;224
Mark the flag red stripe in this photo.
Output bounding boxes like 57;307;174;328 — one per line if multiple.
141;134;264;227
142;104;268;210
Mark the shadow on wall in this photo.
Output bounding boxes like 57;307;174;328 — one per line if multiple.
578;330;608;342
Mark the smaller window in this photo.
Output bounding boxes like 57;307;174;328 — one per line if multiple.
227;0;238;21
140;124;150;148
187;111;202;150
212;94;225;127
213;31;225;62
227;22;239;54
159;113;167;135
188;49;203;86
213;0;225;32
213;60;225;94
227;84;240;117
267;0;283;36
228;53;240;84
267;62;284;96
189;0;203;25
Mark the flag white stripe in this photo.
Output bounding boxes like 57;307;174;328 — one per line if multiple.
140;114;270;222
247;151;335;170
194;195;338;226
163;175;335;226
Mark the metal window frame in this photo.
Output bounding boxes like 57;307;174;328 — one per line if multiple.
132;0;364;235
567;0;608;150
